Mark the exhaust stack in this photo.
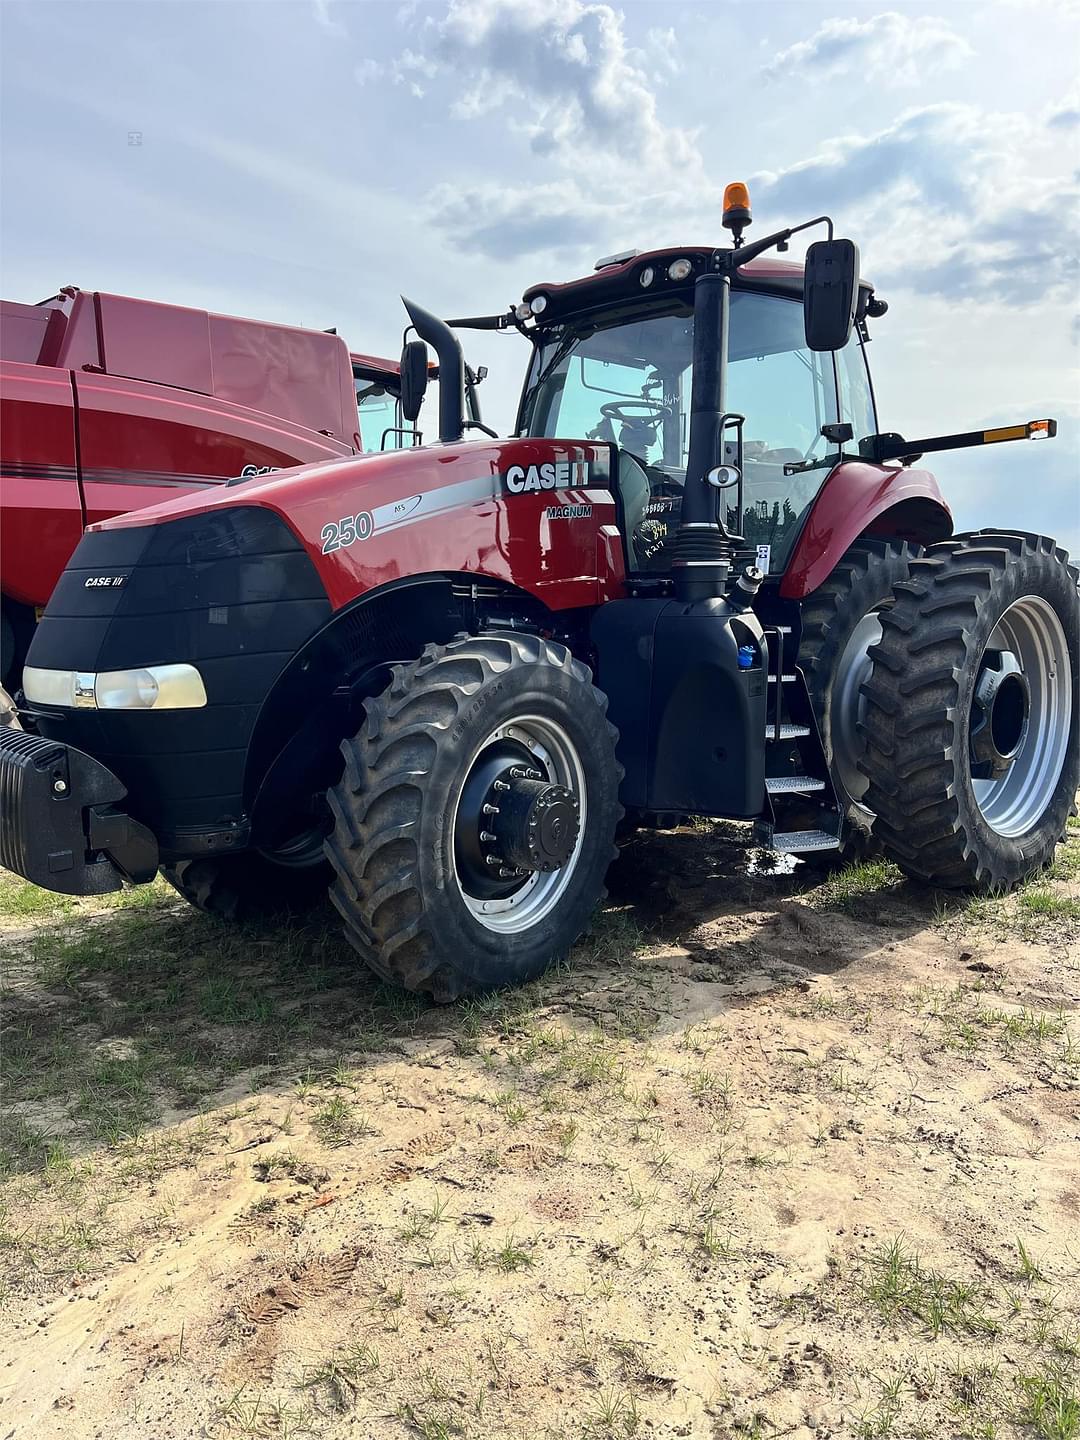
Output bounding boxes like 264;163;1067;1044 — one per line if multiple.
401;296;465;444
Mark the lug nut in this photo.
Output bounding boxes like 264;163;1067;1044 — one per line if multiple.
53;780;68;795
485;855;500;867
482;803;500;815
493;780;510;792
480;830;496;843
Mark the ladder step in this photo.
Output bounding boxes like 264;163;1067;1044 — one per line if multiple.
766;775;826;795
770;829;841;854
767;673;797;683
765;723;810;740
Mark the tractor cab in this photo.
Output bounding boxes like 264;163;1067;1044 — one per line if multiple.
514;246;878;578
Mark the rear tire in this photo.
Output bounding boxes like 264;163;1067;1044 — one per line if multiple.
860;531;1079;890
324;633;622;1002
162;849;331;921
798;538;919;864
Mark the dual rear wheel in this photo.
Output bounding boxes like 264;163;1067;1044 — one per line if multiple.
802;531;1077;887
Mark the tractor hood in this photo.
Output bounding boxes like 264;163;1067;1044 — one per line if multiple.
85;436;618;611
25;434;621;846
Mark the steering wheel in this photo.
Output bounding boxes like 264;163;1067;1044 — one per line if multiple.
600;400;666;424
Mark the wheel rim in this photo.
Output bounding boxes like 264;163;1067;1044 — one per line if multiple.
451;714;587;935
830;609;882;810
970;595;1072;837
257;825;327;869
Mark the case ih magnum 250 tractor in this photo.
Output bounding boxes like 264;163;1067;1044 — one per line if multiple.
0;286;432;704
2;186;1076;1001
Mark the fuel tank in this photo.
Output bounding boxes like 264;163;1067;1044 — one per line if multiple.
591;595;767;817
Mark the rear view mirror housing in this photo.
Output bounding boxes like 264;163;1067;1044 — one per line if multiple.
803;238;860;352
399;339;429;423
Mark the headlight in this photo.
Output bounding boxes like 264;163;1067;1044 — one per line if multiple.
529;294;548;315
23;663;208;710
667;257;693;281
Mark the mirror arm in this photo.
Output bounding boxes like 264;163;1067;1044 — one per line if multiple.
718;215;834;271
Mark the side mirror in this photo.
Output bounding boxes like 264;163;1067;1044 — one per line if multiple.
399;339;429;423
803;238;860;351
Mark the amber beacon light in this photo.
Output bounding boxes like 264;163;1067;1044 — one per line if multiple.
722;182;752;244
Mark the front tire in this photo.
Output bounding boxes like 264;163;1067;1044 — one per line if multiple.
860;531;1079;890
324;634;622;1001
162;845;331;921
799;538;919;862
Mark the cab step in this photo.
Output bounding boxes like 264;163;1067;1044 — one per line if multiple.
765;723;810;740
771;829;846;846
770;829;841;854
765;775;826;795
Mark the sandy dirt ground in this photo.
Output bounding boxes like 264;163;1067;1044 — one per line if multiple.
0;821;1077;1440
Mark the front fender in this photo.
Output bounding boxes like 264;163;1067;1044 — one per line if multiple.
779;461;953;599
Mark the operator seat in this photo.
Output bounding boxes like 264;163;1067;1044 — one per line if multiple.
617;448;652;545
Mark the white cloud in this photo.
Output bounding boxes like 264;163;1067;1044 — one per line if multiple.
430;178;626;260
753;102;1079;306
311;0;345;38
354;58;381;85
1045;88;1080;129
762;11;972;86
413;0;699;174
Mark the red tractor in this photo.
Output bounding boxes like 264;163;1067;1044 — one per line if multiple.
0;286;435;703
2;186;1076;1002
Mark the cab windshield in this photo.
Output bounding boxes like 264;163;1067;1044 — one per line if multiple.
518;291;848;570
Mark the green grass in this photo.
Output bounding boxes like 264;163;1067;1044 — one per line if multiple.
1018;890;1080;924
862;1237;1001;1338
810;858;905;914
0;887;428;1169
1015;1365;1080;1440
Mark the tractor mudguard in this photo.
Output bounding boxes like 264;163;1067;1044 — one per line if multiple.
780;460;952;600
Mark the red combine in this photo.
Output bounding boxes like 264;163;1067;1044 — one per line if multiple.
2;185;1075;1003
0;287;419;699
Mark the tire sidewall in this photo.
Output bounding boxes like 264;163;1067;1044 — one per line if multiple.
803;542;913;828
953;554;1079;879
417;653;620;990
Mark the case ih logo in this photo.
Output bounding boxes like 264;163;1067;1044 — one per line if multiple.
504;460;590;494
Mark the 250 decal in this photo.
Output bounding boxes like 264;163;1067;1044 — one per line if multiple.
321;510;374;553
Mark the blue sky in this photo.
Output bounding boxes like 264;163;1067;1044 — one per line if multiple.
2;0;1077;548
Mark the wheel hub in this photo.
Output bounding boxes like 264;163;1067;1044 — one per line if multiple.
451;716;589;933
488;768;580;874
970;649;1029;779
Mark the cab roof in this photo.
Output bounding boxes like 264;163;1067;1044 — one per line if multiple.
522;248;846;328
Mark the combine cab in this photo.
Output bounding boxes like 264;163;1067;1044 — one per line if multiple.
2;188;1075;1001
0;287;416;699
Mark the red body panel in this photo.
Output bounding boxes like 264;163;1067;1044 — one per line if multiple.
0;288;400;618
780;460;952;599
72;371;352;529
93;438;626;614
0;362;83;604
